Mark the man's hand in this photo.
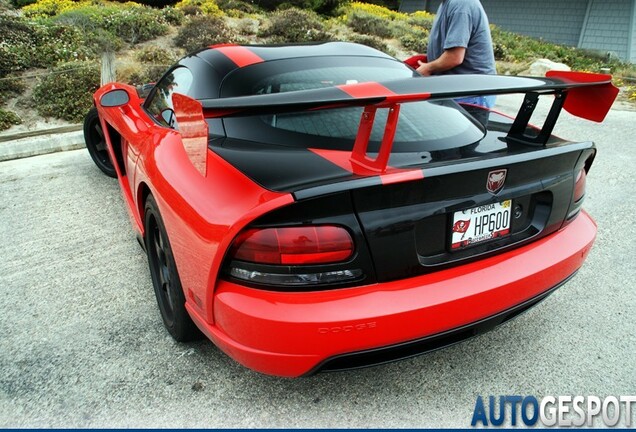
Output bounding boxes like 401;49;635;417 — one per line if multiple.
416;47;466;76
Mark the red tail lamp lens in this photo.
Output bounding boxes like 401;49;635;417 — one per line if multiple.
574;169;586;202
232;226;354;265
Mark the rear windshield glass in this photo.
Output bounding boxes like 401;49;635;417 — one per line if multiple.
220;57;485;152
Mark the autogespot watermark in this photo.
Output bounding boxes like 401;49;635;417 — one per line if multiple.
471;395;636;427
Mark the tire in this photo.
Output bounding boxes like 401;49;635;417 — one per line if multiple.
83;107;116;178
144;195;201;341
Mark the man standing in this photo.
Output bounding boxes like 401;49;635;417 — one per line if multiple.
416;0;497;107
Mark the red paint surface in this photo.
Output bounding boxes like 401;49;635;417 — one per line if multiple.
189;211;596;377
546;71;619;122
213;44;264;68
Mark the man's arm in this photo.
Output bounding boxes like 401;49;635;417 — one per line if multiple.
416;46;466;76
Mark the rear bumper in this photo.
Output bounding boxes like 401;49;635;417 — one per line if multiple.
187;211;596;377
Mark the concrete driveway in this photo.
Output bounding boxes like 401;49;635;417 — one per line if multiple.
1;99;635;427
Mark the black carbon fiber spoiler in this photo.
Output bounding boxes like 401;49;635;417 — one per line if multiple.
199;71;618;173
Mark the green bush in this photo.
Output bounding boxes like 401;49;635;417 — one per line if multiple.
174;15;237;52
216;0;260;15
259;8;329;43
406;10;434;30
25;1;170;45
0;16;95;76
135;46;176;65
0;0;13;11
347;34;394;56
175;0;224;16
346;11;393;39
161;6;185;25
254;0;345;15
398;26;428;53
488;25;626;72
0;108;21;131
0;77;26;105
127;65;166;86
33;61;100;122
117;0;178;6
14;0;37;7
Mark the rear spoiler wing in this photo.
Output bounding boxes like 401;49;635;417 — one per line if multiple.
198;71;618;173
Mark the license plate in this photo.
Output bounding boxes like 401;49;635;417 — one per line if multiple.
451;200;512;249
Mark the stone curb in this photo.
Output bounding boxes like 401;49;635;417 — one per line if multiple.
0;129;85;162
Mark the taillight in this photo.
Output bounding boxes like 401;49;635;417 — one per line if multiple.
573;168;586;202
227;225;363;288
232;226;354;265
566;167;588;221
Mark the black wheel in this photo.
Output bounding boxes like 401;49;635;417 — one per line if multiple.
144;195;201;341
83;107;116;178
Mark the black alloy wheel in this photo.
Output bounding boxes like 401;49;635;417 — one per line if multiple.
83;107;117;178
144;195;201;342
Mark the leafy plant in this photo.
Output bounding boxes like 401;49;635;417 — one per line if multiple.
175;0;224;16
0;16;95;76
399;26;428;53
346;10;392;39
259;7;329;43
161;6;185;25
135;46;176;65
216;0;260;16
346;34;394;56
174;15;237;52
33;61;100;122
0;108;21;131
254;0;345;15
0;77;26;105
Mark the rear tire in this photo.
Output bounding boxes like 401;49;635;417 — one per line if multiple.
144;195;201;342
83;107;116;178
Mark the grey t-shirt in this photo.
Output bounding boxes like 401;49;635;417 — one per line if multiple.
427;0;497;75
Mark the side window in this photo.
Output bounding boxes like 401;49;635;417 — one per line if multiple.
145;67;194;129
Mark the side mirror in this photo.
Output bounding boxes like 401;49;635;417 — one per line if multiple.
172;93;208;176
100;89;130;107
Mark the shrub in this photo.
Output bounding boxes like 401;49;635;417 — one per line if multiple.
0;77;26;105
254;0;345;15
398;26;428;53
22;0;89;18
406;10;434;30
0;16;95;75
135;46;176;65
25;1;170;44
346;11;392;39
15;0;37;7
174;15;236;52
216;0;260;15
0;108;21;131
347;34;394;56
0;0;13;11
627;86;636;102
175;0;224;16
259;8;329;43
117;0;178;6
345;1;406;21
126;65;166;86
33;61;100;122
161;6;185;25
236;17;258;35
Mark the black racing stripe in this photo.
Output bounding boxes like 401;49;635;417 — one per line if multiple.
196;48;241;78
211;139;359;192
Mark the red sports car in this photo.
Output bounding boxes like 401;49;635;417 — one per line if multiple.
84;42;618;377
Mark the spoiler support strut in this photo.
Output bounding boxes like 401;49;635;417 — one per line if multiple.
507;91;567;147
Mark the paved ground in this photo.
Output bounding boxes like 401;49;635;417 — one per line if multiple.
1;99;635;427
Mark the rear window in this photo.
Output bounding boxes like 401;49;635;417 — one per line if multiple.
220;57;485;152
